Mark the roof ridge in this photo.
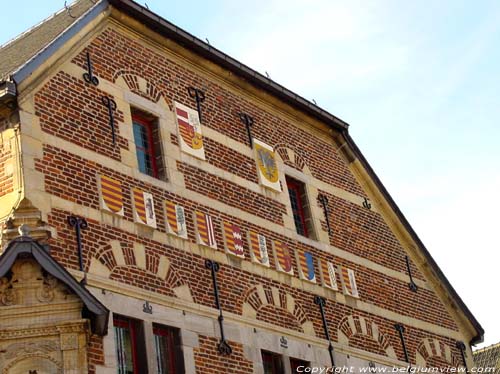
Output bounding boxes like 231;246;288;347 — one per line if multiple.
474;342;500;354
0;0;81;51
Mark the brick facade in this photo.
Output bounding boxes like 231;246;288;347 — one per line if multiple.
0;1;480;373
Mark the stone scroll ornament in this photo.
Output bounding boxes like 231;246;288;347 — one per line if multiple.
165;200;188;239
99;174;124;216
174;101;206;160
273;241;294;275
320;259;339;291
253;139;281;192
297;250;316;283
248;231;270;267
341;267;359;297
195;211;217;249
132;188;157;228
222;221;245;258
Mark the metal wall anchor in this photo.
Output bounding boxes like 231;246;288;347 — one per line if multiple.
394;323;410;364
205;259;232;355
67;216;88;281
314;296;335;367
239;113;254;148
188;86;206;123
318;194;333;236
362;197;372;210
101;96;117;144
83;51;99;86
456;341;469;373
405;255;418;292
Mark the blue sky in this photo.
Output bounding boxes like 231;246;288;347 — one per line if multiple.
2;1;499;348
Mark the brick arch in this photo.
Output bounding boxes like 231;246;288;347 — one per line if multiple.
113;69;164;103
274;143;310;175
87;241;193;302
241;284;315;336
416;338;459;367
338;315;397;359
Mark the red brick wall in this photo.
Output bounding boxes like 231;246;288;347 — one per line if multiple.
71;28;364;195
194;336;253;373
87;335;105;374
34;71;127;161
47;206;461;364
27;22;466;370
178;161;286;224
37;145;457;330
319;190;423;279
204;137;258;184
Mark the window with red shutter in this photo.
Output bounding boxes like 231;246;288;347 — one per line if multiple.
286;176;313;238
132;109;165;180
262;350;284;374
153;324;184;374
114;316;140;374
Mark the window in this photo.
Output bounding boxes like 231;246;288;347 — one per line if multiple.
114;316;140;374
113;315;148;374
132;109;165;179
153;324;184;374
286;176;313;238
262;351;284;374
290;358;310;373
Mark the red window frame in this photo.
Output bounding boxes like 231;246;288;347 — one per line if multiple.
262;350;284;374
290;358;309;373
153;324;178;374
286;177;309;237
113;315;139;374
132;114;158;178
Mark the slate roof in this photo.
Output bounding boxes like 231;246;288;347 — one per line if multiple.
0;0;94;80
475;343;500;373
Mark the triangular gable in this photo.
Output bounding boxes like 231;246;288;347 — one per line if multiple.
0;235;109;335
0;0;482;345
340;132;484;344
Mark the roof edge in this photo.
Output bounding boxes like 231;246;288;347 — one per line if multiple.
341;130;484;346
0;0;79;52
1;0;481;344
0;235;109;335
473;342;500;354
0;81;17;100
10;0;108;85
108;0;349;133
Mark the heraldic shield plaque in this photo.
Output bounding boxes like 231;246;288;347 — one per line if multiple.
175;101;206;160
253;138;281;192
